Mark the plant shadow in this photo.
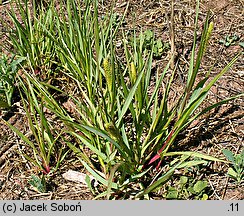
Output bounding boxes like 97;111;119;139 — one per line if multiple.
173;104;243;152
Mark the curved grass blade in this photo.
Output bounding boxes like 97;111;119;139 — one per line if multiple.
136;155;189;198
79;159;118;189
164;151;227;163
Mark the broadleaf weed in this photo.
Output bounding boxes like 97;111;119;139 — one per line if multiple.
0;54;25;107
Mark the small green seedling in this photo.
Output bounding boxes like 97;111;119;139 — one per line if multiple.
0;55;25;108
239;42;244;48
166;176;209;200
222;149;244;184
219;34;240;47
28;174;46;193
136;30;169;58
144;29;154;45
153;39;169;58
136;29;153;50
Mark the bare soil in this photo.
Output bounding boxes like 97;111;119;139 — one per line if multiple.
0;0;243;200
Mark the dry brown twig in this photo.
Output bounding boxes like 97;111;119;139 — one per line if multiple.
170;0;176;69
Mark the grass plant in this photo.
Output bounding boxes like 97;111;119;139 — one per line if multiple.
3;0;243;199
5;0;57;77
3;75;68;175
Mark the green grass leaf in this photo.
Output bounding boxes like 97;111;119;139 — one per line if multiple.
193;181;208;193
222;149;235;164
164;151;226;163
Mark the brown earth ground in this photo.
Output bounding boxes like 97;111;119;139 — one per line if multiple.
0;0;243;199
